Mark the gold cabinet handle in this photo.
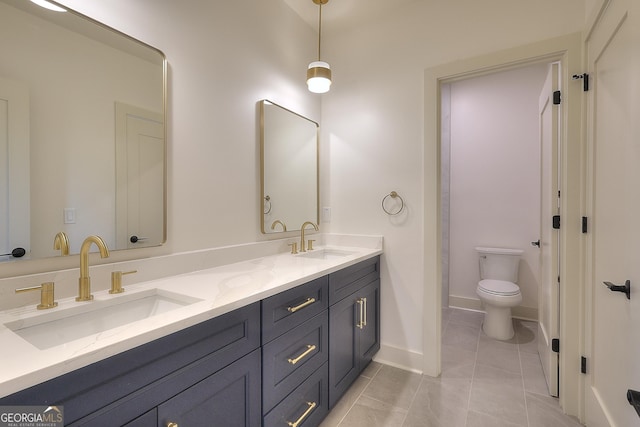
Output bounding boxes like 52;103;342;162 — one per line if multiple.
287;297;316;313
356;298;364;329
287;344;316;365
362;297;367;327
167;422;178;427
287;401;317;427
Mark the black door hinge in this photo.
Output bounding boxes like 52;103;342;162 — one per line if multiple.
581;356;587;374
553;90;562;105
552;338;560;353
582;217;588;233
552;215;560;229
573;73;590;91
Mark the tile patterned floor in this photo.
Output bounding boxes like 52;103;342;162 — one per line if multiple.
319;307;584;427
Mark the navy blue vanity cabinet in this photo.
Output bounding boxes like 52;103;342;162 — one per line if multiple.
261;276;330;426
263;362;329;427
0;302;261;427
328;256;380;408
157;349;261;427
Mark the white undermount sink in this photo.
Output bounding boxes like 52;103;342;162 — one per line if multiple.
296;248;356;260
5;288;202;350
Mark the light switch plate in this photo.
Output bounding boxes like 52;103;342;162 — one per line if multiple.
64;208;76;224
322;207;331;223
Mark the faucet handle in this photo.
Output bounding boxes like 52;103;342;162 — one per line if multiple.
307;239;316;251
288;242;298;254
110;270;137;294
15;282;58;310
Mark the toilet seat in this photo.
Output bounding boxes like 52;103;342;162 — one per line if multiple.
478;279;520;296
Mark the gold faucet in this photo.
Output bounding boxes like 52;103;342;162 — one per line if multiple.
77;235;110;301
271;220;287;232
299;221;318;252
53;231;70;256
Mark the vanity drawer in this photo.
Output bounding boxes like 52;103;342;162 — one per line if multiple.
262;275;328;342
329;256;380;305
263;362;329;427
262;312;328;413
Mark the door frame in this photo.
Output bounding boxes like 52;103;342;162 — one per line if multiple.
422;32;583;418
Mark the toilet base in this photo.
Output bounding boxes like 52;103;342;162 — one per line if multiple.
482;306;515;340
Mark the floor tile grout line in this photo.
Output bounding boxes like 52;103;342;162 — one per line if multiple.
516;320;533;427
398;374;422;427
334;372;376;427
464;318;482;427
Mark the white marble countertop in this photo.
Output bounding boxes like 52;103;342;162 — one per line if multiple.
0;242;382;398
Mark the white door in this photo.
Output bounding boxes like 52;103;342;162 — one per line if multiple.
537;62;560;397
584;0;640;425
0;77;30;259
115;103;164;249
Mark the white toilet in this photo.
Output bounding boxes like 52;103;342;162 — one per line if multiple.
475;247;523;340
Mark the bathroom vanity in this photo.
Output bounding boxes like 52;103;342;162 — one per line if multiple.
0;247;381;427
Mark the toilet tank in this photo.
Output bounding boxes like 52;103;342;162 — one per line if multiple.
475;247;523;283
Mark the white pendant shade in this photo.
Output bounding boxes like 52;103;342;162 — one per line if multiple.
307;61;332;94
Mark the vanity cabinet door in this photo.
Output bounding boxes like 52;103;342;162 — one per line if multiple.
327;257;381;409
358;280;380;365
328;293;359;408
158;349;261;427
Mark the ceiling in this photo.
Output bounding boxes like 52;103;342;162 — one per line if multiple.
282;0;417;33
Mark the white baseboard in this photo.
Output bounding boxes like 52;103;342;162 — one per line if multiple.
448;295;538;321
373;343;424;375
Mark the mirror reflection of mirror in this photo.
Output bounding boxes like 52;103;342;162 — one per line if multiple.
0;0;166;262
260;100;319;234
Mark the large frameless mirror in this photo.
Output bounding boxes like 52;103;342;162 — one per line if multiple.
260;100;319;234
0;0;166;262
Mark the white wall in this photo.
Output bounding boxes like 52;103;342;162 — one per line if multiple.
447;64;548;317
321;0;585;370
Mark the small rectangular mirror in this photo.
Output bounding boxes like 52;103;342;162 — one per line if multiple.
260;100;319;234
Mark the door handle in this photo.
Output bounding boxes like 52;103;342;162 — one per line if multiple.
603;280;631;300
531;240;540;247
130;235;148;243
628;389;640;418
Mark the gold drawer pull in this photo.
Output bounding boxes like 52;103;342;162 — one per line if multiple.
167;422;178;427
287;297;316;313
356;298;364;329
287;401;317;427
288;344;316;365
362;297;367;327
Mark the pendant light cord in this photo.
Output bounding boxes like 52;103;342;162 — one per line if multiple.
317;2;323;61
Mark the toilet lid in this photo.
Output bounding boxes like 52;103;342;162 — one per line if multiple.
478;279;520;296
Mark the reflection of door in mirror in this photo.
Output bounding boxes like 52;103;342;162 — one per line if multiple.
0;76;30;261
260;100;319;234
115;103;165;249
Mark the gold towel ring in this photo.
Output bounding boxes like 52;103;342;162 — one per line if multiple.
263;195;272;214
382;191;404;215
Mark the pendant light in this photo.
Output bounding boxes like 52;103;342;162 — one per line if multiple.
307;0;331;93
